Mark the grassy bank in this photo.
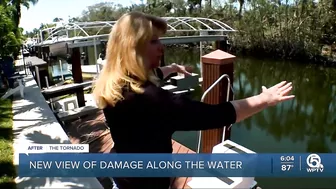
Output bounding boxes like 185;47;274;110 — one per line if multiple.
0;95;16;189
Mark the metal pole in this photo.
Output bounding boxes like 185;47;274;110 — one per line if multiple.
199;31;208;77
59;60;64;81
21;45;27;75
45;76;49;88
35;66;41;88
197;74;232;153
200;39;203;77
93;38;99;74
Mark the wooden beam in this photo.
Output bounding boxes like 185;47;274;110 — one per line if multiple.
71;47;85;107
41;81;93;99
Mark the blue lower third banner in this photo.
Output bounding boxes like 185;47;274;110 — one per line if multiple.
19;153;335;177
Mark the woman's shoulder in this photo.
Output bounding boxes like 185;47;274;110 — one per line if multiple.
120;81;165;101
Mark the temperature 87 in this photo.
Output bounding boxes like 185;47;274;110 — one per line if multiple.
281;164;294;171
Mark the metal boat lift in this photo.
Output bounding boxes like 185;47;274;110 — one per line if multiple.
36;17;236;46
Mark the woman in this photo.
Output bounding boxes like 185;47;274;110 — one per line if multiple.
93;12;294;189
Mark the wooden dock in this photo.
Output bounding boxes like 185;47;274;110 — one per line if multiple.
171;141;194;189
63;110;194;189
15;56;47;67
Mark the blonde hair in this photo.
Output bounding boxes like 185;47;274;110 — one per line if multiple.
93;12;167;109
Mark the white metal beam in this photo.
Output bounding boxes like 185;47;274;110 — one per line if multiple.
64;35;227;49
34;17;235;47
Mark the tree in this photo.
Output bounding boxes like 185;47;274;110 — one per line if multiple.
10;0;39;27
0;0;39;57
0;2;21;56
53;17;63;22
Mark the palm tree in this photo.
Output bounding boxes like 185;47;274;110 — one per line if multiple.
230;0;248;18
11;0;39;28
5;0;39;58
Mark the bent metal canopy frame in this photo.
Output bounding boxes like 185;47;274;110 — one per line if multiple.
37;17;236;48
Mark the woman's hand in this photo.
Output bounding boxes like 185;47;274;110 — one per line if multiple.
158;63;194;79
260;81;295;106
171;63;193;76
230;81;295;123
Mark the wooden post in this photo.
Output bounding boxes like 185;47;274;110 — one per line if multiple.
37;47;42;58
45;47;50;62
41;47;46;61
71;47;85;107
200;49;236;153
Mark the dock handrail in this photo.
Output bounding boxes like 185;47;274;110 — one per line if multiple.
196;74;234;153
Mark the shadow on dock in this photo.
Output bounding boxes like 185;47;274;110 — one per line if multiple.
62;110;114;189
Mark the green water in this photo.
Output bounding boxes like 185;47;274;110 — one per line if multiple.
165;47;336;189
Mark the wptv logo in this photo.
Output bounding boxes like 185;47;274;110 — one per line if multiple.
306;154;324;173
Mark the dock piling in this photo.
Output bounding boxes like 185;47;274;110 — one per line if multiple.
200;49;236;153
70;47;85;107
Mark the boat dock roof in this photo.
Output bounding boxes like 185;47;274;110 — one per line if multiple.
33;17;236;48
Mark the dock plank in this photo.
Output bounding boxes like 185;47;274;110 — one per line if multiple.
41;81;93;99
183;150;196;189
172;141;195;189
172;141;182;153
15;56;47;67
170;141;180;186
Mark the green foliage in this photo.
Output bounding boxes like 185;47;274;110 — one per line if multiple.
0;5;20;56
231;0;336;64
23;0;336;65
0;98;15;189
0;0;38;57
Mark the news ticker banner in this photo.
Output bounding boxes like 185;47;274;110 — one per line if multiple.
18;145;334;178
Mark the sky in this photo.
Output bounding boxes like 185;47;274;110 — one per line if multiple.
20;0;145;32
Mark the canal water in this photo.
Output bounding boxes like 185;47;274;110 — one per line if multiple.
164;47;336;189
51;47;336;188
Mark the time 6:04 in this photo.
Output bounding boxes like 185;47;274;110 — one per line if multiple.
280;156;294;161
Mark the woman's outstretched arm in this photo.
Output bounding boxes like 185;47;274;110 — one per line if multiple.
147;80;294;131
